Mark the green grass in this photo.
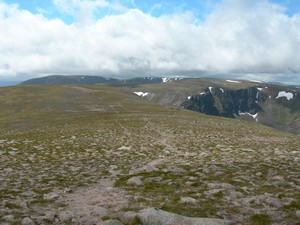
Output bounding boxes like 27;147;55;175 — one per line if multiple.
249;214;271;225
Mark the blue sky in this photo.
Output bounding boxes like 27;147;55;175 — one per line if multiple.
5;0;300;23
1;0;300;83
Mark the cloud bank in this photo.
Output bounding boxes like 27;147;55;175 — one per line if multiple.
0;0;300;83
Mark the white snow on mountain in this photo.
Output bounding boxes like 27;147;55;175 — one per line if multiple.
134;92;149;97
226;80;241;83
239;112;258;122
276;91;293;100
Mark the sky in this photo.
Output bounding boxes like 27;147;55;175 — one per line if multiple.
0;0;300;84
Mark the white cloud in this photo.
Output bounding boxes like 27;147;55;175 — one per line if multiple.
0;0;300;84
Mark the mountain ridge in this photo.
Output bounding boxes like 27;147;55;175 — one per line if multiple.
20;75;300;134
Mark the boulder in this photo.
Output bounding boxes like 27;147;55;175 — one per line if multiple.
126;176;143;186
138;208;234;225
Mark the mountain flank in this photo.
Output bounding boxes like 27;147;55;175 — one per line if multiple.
21;75;300;134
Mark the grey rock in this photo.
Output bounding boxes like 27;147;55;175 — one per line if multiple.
120;211;138;224
126;176;143;186
21;217;35;225
36;212;56;224
207;183;235;190
165;166;187;174
138;208;234;225
21;191;37;198
44;192;59;200
59;211;74;222
145;177;163;183
101;219;124;225
296;210;300;218
264;197;283;208
267;211;286;222
91;206;111;219
180;197;197;204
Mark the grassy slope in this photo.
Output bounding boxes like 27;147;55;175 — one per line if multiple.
0;84;299;224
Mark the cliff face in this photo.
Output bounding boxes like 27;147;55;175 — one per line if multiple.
182;87;268;119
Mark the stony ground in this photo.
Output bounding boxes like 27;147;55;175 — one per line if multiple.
0;85;299;225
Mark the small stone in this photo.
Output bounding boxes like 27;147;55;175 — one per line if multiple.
44;192;59;200
120;211;138;224
207;183;235;190
144;177;162;183
295;210;300;218
126;176;143;186
180;197;197;203
91;206;111;219
101;220;124;225
59;211;74;222
165;166;187;174
21;217;35;225
21;191;37;198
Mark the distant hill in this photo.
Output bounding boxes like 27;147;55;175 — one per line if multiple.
21;75;118;85
21;75;300;134
21;75;183;85
125;78;300;134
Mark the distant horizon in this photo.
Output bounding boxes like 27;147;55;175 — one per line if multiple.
1;74;300;87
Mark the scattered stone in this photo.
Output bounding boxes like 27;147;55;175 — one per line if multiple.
126;176;143;186
3;215;15;222
21;217;35;225
35;212;56;224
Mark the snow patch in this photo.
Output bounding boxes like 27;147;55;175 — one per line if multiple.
257;87;263;91
239;112;258;121
208;87;213;92
249;80;263;83
188;96;191;100
226;80;241;83
134;92;149;97
200;92;206;95
276;91;293;100
220;88;224;93
162;78;170;83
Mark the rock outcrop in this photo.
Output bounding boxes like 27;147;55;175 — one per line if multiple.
182;87;268;118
